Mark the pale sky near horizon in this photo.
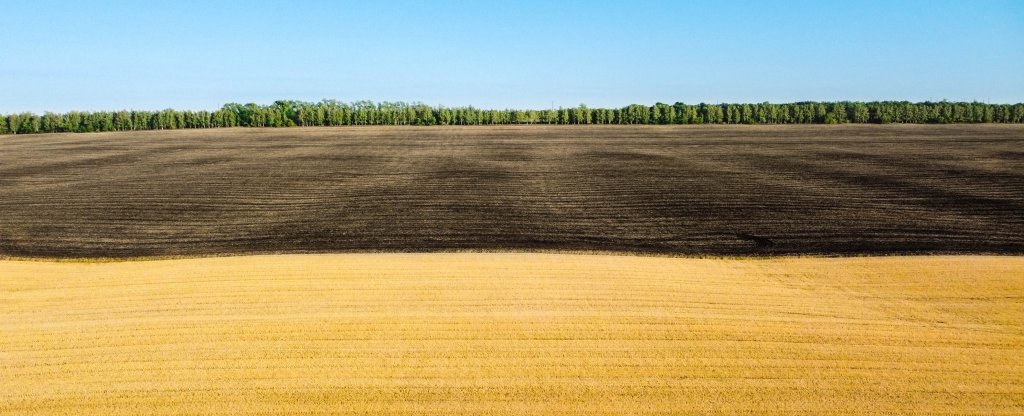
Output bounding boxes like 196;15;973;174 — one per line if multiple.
1;0;1022;113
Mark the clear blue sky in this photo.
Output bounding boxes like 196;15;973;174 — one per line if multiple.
2;0;1022;113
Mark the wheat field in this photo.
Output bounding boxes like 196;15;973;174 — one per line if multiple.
2;253;1022;414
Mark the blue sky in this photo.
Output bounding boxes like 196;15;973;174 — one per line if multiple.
1;0;1022;113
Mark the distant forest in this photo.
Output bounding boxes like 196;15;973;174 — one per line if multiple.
3;100;1023;134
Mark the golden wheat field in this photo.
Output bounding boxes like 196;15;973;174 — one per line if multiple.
1;253;1022;415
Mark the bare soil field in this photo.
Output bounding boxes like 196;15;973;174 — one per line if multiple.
1;124;1022;258
1;254;1021;415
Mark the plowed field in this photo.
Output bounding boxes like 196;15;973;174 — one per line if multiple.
1;125;1022;258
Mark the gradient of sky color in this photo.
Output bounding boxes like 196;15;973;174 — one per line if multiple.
1;0;1022;113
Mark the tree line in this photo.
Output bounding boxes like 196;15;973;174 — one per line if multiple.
3;100;1023;135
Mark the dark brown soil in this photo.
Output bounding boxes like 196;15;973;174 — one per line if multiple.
1;124;1022;258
